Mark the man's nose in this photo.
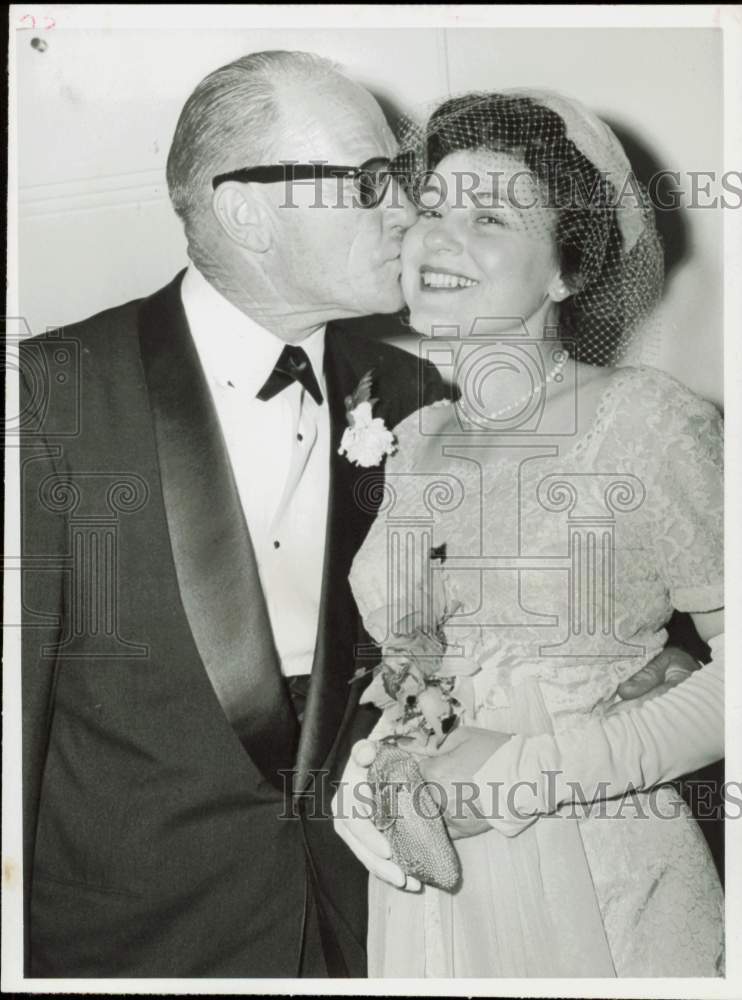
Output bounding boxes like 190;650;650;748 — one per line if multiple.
382;178;417;232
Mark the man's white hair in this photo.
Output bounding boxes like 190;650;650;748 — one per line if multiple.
166;50;342;264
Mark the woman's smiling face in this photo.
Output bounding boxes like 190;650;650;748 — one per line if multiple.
401;149;565;337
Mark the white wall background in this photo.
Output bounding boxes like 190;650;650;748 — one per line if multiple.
14;26;723;404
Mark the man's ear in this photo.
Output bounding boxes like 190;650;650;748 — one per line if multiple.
211;183;272;254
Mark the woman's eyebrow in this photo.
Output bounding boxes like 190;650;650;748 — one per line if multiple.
459;184;510;210
469;189;501;206
417;180;509;207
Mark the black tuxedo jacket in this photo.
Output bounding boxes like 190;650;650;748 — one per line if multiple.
20;272;445;977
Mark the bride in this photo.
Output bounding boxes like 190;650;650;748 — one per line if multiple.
335;91;724;977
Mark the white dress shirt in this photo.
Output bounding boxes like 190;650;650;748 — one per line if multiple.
180;265;330;676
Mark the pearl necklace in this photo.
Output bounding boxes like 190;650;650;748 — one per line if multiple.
486;353;568;420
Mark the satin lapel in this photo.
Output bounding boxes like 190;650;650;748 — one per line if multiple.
137;274;298;790
294;325;382;793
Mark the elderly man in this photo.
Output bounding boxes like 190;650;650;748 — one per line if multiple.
20;50;443;978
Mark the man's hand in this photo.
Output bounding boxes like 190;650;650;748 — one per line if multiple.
610;645;700;715
332;740;421;892
417;727;512;841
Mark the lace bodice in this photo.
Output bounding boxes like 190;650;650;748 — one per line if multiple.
349;365;723;733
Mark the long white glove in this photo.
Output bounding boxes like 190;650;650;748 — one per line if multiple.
332;740;422;892
473;635;724;836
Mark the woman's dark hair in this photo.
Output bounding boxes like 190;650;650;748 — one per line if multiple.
405;93;659;364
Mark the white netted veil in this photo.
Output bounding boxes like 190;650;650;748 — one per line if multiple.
393;89;664;366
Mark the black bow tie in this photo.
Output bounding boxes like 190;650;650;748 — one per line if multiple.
256;344;324;407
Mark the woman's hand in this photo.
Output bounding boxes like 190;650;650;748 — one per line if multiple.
332;740;422;892
416;726;513;840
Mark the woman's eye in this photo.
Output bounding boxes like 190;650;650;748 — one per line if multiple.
476;214;504;226
416;207;442;219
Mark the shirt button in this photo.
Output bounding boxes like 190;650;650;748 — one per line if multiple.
297;432;304;442
273;540;280;549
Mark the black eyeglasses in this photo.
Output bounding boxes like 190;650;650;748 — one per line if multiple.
211;156;399;207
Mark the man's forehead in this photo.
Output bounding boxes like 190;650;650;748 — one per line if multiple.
272;79;396;163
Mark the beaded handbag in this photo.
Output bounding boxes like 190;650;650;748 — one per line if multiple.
368;741;460;892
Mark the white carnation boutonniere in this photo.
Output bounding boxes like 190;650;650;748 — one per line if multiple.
338;370;397;468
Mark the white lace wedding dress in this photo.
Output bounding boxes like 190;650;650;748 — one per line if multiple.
349;365;724;977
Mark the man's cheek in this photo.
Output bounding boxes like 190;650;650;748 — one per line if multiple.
346;234;378;286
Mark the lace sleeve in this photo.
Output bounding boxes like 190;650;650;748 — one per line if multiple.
651;390;723;613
